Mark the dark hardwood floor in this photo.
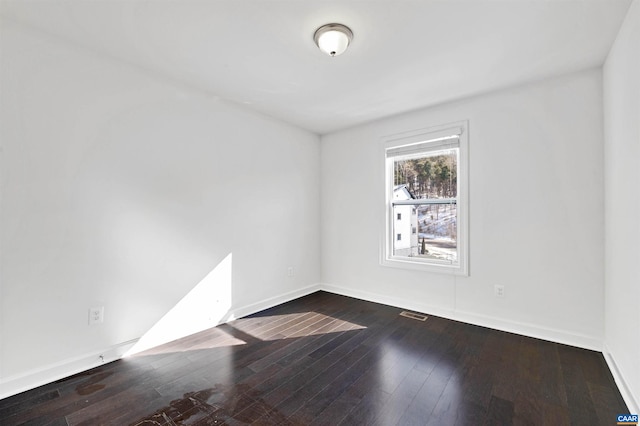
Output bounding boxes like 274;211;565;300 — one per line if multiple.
0;291;628;425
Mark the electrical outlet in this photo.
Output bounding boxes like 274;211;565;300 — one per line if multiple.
287;267;294;277
494;285;505;298
89;307;104;325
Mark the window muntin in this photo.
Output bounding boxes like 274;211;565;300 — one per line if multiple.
383;122;468;275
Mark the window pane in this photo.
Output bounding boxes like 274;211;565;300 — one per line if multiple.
392;148;458;263
417;204;457;262
393;149;457;199
392;203;457;262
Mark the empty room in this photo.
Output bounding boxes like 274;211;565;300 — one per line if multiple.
0;0;638;424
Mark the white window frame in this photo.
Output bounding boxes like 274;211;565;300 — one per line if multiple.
381;121;469;276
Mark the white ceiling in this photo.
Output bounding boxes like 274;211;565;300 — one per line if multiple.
0;0;632;134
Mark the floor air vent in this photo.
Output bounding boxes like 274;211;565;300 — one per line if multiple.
399;311;428;321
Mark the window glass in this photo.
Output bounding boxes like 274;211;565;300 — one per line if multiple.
392;148;458;263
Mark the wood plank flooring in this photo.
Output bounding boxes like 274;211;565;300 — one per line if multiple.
0;291;629;425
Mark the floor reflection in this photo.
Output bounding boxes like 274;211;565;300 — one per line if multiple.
129;383;294;426
373;328;460;424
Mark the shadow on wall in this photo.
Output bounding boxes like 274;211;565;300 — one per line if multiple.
124;253;234;356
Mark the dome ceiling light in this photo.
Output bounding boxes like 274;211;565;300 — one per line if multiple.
313;23;353;57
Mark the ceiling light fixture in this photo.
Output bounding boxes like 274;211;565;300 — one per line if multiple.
313;23;353;57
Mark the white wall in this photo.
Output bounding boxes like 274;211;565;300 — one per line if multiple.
321;69;604;350
0;20;320;397
603;0;640;413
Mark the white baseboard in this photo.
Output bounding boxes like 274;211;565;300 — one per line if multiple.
320;283;458;323
0;283;322;401
319;283;602;351
227;283;322;321
0;339;138;400
603;345;640;414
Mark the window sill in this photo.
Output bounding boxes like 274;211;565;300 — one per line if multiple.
381;256;468;276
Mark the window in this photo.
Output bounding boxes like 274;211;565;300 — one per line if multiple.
382;121;468;275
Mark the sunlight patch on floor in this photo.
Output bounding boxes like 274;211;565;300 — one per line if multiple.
229;311;367;341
